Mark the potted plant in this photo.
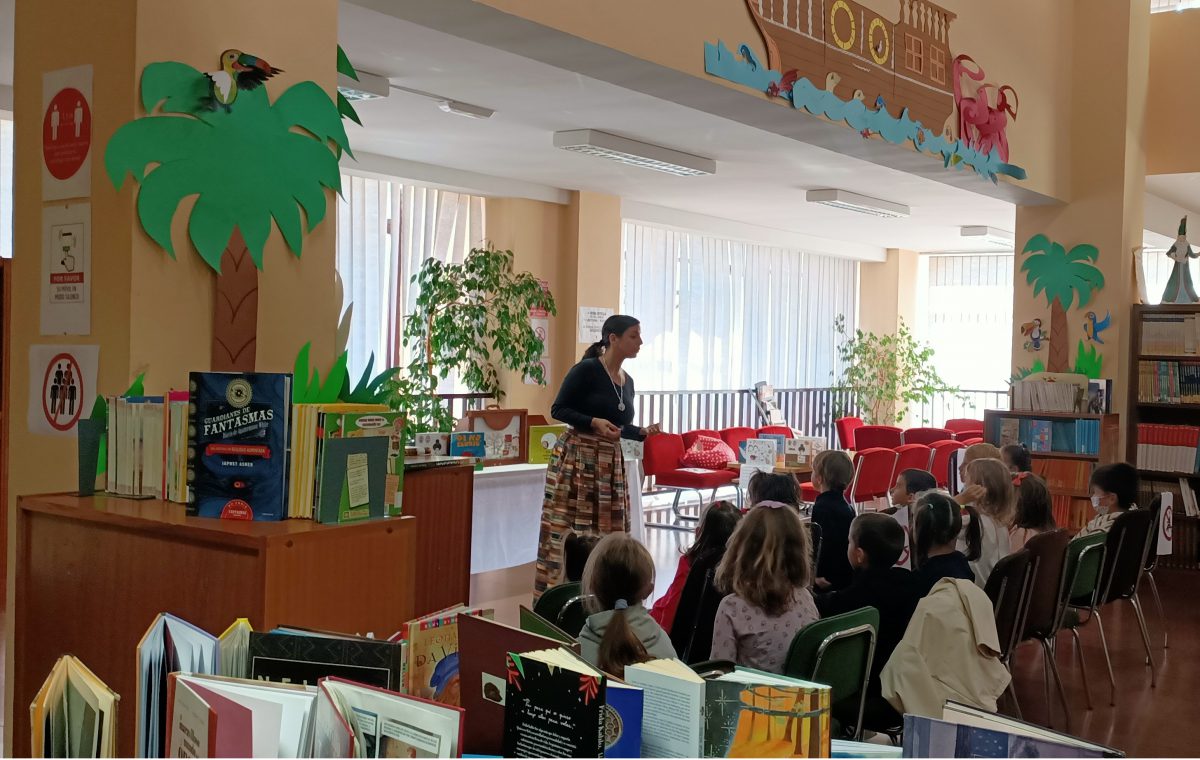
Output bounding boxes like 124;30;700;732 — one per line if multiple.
393;246;556;433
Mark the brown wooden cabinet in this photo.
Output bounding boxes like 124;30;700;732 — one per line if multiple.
402;463;474;615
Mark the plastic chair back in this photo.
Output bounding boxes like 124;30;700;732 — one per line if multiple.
682;429;721;449
558;594;595;639
719;427;757;456
836;417;864;450
893;444;934;475
669;556;727;664
757;425;794;438
643;433;686;478
984;549;1032;662
1144;499;1163;573
945;418;985;438
901;428;953;446
1100;509;1154;603
534;581;581;622
929;440;966;487
784;607;879;717
807;520;823;573
1021;529;1070;640
853;425;903;450
1063;533;1107;613
848;448;899;502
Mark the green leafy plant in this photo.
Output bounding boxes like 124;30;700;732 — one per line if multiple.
1073;340;1103;379
395;246;556;433
292;343;348;404
340;354;402;405
1020;235;1105;373
1009;359;1046;385
832;315;963;425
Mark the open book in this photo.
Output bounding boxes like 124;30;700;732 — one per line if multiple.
317;677;464;758
31;655;118;758
167;674;317;758
902;701;1124;758
136;613;220;758
503;648;608;758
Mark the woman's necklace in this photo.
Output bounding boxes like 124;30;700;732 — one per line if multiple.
602;356;625;412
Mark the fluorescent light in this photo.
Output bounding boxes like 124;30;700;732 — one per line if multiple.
337;70;390;102
437;100;494;120
960;225;1014;248
806;189;909;219
553;129;715;177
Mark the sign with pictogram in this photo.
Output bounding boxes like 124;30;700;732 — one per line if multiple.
27;345;99;436
41;203;91;335
42;65;93;201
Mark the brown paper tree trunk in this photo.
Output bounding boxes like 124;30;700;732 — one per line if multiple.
211;228;258;372
1048;296;1067;373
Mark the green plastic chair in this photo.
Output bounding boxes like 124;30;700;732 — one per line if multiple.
783;606;879;741
1057;533;1109;710
533;581;581;624
557;593;596;639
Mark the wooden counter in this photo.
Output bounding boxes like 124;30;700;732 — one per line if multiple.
12;493;418;758
401;463;475;615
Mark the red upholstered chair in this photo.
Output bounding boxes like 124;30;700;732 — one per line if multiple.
848;447;899;509
682;429;721;449
757;425;795;439
945;418;985;439
959;437;984;447
643;433;736;530
852;425;903;450
901;427;953;446
719;427;757;458
835;416;864;451
893;444;935;476
929;439;966;487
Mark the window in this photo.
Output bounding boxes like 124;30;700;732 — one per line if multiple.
620;221;858;391
930;46;946;85
335;173;485;389
1;118;11;259
904;34;924;74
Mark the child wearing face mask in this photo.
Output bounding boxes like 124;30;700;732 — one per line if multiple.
1076;462;1140;539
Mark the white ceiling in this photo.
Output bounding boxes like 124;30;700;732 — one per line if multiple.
1146;174;1200;217
337;2;1016;258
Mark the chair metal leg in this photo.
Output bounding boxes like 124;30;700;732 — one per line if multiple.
1129;594;1158;688
1145;570;1168;649
1069;627;1093;711
1094;610;1117;706
1041;641;1053;728
1040;638;1071;732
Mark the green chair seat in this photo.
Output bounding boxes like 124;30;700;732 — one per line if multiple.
783;606;879;741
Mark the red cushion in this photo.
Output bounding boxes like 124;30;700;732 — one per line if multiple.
680;435;736;469
658;467;736;489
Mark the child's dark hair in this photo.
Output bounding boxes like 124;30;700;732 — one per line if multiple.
1013;472;1056;532
685;500;741;562
899;468;937;496
563;532;601;583
850;513;906;568
912;490;981;567
581;534;655;675
813;449;854;492
1089;462;1139;510
747;471;800;508
1001;443;1032;473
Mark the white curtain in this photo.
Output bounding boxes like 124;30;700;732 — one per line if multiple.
1;118;12;260
336;174;486;388
621;221;858;391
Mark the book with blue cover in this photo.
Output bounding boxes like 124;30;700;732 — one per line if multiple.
188;372;291;521
903;701;1121;758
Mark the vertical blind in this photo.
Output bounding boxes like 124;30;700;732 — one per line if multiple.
1;118;11;260
920;253;1013;391
620;221;858;391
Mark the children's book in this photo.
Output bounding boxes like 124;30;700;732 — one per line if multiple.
136;613;220;759
998;417;1019;448
322;409;406;516
517;605;576;646
401;605;494;704
315;435;389;524
528;424;568;465
604;681;644;759
218;618;254;680
1028;419;1053;453
757;433;788;457
619;438;644;460
166;673;317;759
248;630;407;692
318;676;464;759
743;439;778;468
31;655;118;759
414;433;450;456
785;436;827;467
903;701;1121;758
450;431;487;469
502;648;606;758
188;372;292;521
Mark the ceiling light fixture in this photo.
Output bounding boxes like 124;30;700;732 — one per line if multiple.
960;225;1015;248
437;100;495;120
553;129;716;177
337;71;390;102
805;189;910;219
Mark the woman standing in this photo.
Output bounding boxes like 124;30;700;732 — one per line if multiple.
535;315;661;598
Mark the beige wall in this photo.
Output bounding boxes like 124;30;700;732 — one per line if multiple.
1147;10;1200;175
857;248;918;337
477;0;1073;201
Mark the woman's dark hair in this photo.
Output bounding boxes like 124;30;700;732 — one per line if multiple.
747;471;800;508
581;533;656;675
563;532;602;583
582;314;640;360
1013;473;1056;532
685;500;741;562
1089;462;1139;510
912;490;981;568
1001;443;1032;473
899;468;937;495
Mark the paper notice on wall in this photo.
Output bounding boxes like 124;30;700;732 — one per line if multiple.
42;65;93;201
41;203;91;335
578;306;614;343
1158;492;1174;556
525;316;551;385
28;344;100;436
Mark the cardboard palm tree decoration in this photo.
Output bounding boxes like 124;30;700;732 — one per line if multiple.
1020;234;1105;373
105;51;350;371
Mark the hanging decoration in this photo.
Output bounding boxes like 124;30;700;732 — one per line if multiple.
1162;217;1200;305
1019;319;1046;352
1082;310;1110;344
1020;235;1104;373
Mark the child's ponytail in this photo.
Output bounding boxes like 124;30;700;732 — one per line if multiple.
582;533;656;675
959;502;983;562
596;599;650;675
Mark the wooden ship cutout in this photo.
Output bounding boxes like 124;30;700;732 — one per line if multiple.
745;0;957;136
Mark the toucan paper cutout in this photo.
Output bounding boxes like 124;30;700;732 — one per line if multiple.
105;58;350;273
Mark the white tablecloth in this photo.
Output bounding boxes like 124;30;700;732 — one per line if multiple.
470;458;645;574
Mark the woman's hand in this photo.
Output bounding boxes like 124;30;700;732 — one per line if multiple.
590;418;621;441
642;423;662;436
955;484;986;505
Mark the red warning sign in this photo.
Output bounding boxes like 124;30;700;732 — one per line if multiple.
41;351;84;432
42;87;91;181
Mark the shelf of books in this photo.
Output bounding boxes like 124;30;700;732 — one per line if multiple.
983;409;1118;531
1129;303;1200;570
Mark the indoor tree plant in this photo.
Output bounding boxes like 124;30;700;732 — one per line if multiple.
832;315;963;425
393;246;556;433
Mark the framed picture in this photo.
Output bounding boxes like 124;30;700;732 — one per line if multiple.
462;407;528;466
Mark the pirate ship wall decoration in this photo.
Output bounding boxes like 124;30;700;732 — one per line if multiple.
706;0;1027;184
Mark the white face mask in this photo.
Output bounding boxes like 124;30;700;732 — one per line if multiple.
1091;494;1109;514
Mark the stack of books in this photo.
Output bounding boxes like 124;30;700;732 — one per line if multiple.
1011;381;1079;412
105;390;190;501
1141;313;1200;355
1138;360;1200;403
997;416;1100;455
1135;423;1200;473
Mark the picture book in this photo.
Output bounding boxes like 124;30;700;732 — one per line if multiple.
248;630;407;692
136;613;220;759
619;438;644;460
604;681;644;759
903;701;1121;758
31;655;118;759
758;433;788;457
503;648;606;759
166;673;317;759
528;424;568;465
449;431;487;467
288;403;387;519
402;605;493;704
998;417;1019;448
322;409;406;517
414;433;450;456
188;372;292;521
218;618;254;680
317;677;464;759
315;435;389;524
1028;419;1052;453
458;614;573;756
518;605;577;646
743;439;778;468
785;436;827;467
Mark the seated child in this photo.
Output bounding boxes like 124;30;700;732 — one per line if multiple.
710;503;818;673
1076;462;1140;538
1001;443;1032;475
956;442;1002;492
810;450;856;591
887;469;937;569
563;532;601;583
912;490;980;597
650;500;741;630
579;534;677;674
746;470;801;510
1009;472;1056;551
957;458;1014;587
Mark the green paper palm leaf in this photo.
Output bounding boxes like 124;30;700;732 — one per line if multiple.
1020;235;1105;310
105;61;349;272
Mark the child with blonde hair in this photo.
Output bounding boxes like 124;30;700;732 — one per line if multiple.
957;457;1014;586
